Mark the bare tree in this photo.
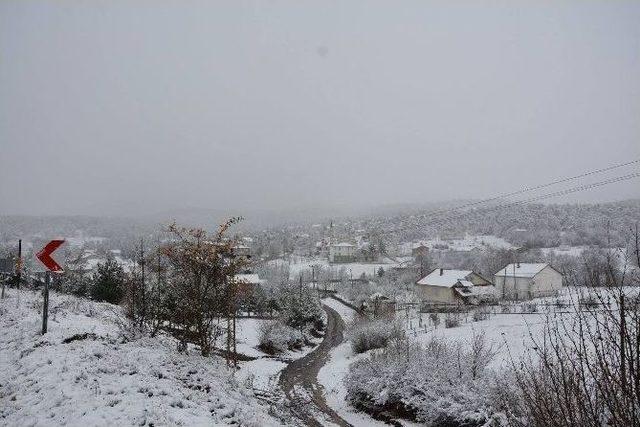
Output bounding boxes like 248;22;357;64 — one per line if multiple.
158;218;247;357
506;226;640;427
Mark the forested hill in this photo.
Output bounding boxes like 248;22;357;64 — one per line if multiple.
363;199;640;248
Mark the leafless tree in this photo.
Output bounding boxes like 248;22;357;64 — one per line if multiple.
506;226;640;426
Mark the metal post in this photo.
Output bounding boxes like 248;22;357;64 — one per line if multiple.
42;271;50;334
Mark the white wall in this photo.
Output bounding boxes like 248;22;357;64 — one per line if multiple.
494;266;562;300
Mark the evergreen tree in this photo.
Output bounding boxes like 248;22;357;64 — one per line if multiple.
90;258;125;304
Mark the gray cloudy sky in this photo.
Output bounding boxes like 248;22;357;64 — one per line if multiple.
1;1;639;217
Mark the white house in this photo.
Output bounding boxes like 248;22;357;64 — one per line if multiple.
329;242;356;263
415;268;495;305
494;263;562;300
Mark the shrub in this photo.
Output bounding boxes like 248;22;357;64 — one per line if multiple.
90;259;125;304
473;307;491;322
445;314;461;328
257;321;304;355
500;304;512;314
429;312;440;328
345;335;498;425
523;302;538;313
348;318;405;354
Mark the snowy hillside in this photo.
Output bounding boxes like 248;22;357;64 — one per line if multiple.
0;289;280;427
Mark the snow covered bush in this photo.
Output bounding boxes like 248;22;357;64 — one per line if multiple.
429;312;441;328
345;334;503;425
444;313;461;328
271;282;324;332
472;306;491;322
89;258;126;304
257;321;304;354
347;318;405;354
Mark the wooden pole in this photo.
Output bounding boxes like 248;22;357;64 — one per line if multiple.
42;271;50;334
17;239;22;290
140;238;146;327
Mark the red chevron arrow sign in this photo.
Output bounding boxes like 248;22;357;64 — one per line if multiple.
36;240;65;272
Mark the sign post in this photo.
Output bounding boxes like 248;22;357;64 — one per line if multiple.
36;239;65;335
42;271;50;334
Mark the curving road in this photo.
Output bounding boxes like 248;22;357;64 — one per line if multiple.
279;304;352;427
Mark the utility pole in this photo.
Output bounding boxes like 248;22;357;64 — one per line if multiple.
17;239;22;290
140;238;146;327
42;271;50;334
299;273;304;334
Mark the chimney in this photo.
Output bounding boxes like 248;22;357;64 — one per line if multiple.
439;268;444;276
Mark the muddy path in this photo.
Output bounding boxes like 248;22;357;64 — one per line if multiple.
279;304;352;427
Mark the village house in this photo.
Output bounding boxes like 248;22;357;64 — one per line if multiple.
411;243;429;258
415;268;495;305
233;273;265;299
494;263;563;300
328;242;357;263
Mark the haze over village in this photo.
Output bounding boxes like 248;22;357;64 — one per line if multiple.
1;1;640;426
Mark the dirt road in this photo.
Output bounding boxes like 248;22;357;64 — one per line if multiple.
279;303;352;427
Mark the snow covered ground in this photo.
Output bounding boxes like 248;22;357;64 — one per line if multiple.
0;288;280;426
268;256;401;279
317;299;389;427
400;234;516;255
234;316;322;393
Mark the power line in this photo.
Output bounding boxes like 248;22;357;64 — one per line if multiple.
392;171;640;234
418;158;640;221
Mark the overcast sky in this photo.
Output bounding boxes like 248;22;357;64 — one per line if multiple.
1;1;639;217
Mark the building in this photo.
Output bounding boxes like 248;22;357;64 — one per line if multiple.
232;244;251;259
233;273;265;298
411;244;429;258
494;263;562;300
415;268;495;305
328;242;356;263
362;293;396;319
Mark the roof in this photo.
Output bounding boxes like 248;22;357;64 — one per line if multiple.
455;285;496;298
331;242;355;247
494;263;549;278
416;269;473;287
233;274;265;285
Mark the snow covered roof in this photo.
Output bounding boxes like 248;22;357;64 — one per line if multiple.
455;285;495;297
494;263;549;278
457;280;474;288
233;274;265;285
416;269;473;287
331;242;355;247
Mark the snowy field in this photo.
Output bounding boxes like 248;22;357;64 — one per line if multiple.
400;234;516;255
0;288;280;426
234;317;322;392
398;286;640;369
268;256;401;279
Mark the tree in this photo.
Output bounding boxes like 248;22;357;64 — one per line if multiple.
90;258;125;304
503;228;640;426
159;218;247;358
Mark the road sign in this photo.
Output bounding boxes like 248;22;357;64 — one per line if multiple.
36;240;65;272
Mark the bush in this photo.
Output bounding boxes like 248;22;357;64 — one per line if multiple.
445;314;461;328
429;312;440;328
345;335;499;425
501;303;514;313
348;318;405;354
272;283;324;332
473;307;491;322
90;259;125;304
257;321;304;354
523;302;538;313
